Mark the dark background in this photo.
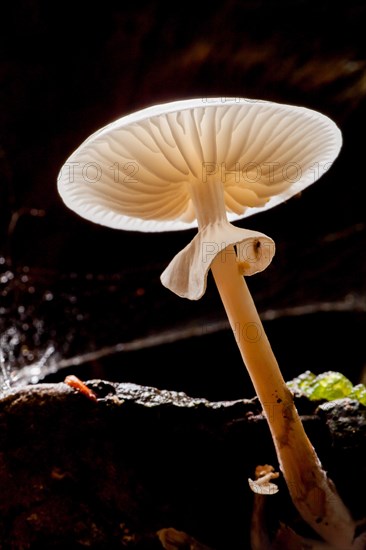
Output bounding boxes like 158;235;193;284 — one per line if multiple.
0;0;365;399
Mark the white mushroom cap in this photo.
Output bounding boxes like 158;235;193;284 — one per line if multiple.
57;98;342;233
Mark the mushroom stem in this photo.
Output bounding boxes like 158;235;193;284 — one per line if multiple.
211;246;356;548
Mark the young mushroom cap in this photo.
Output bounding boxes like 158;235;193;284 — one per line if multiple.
58;97;341;299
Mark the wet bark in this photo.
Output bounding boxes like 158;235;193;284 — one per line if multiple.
0;382;364;549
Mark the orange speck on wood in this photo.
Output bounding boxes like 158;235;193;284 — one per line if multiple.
64;375;97;401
